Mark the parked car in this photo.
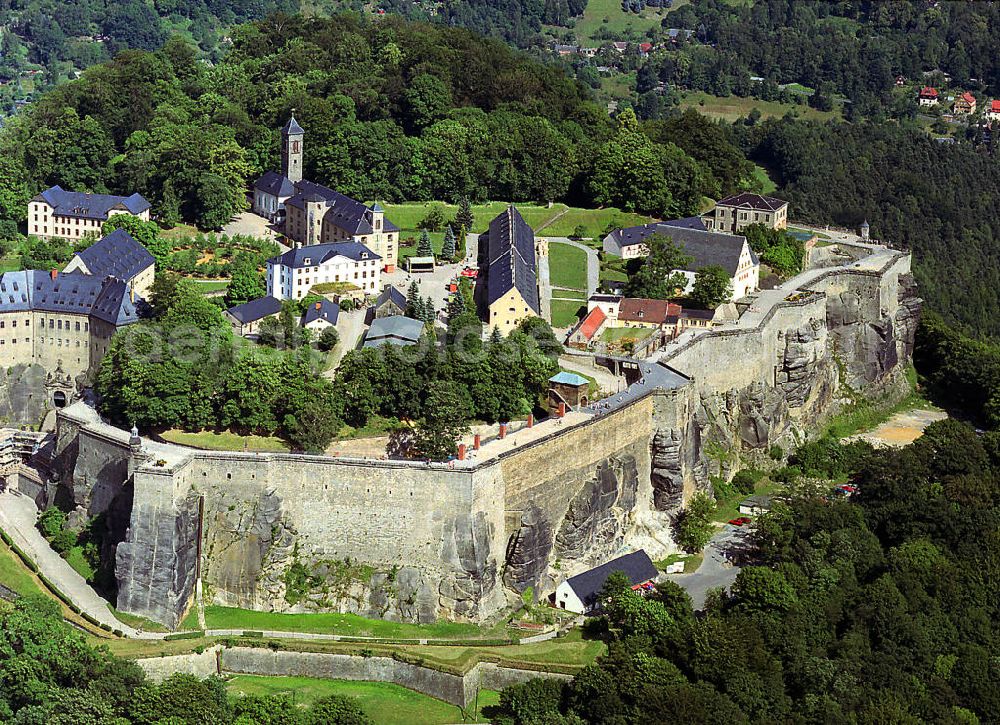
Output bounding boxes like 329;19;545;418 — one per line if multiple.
728;517;752;526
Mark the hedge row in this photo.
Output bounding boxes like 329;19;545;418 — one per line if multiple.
165;630;206;641
0;529;40;574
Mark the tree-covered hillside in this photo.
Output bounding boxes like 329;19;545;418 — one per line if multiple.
745;117;1000;339
0;14;751;230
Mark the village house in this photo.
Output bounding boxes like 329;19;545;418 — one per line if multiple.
224;296;282;337
480;206;540;332
63;229;155;299
28;186;151;242
702;192;788;235
553;550;658;614
252;118;400;272
302;298;340;333
987;100;1000;123
566;306;607;347
918;86;939;107
954;91;976;115
266;241;381;301
603;221;760;300
371;284;407;320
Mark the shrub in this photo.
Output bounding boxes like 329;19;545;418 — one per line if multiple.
317;326;339;352
768;444;784;460
675;492;715;553
50;529;77;554
731;469;763;496
37;507;67;538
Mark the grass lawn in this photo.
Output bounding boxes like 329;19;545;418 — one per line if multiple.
161;223;201;240
226;676;496;724
750;164;777;195
0;539;47;598
550;288;586;301
159;429;290;452
550;299;585;328
202;606;499;640
548;242;588;291
713;479;781;525
110;607;169;633
189;279;229;294
64;546;95;582
335;415;404;441
538;206;652;238
571;0;667;43
0;255;21;273
600;326;651;342
679;91;841;123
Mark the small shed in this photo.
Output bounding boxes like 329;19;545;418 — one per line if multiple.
738;494;773;516
225;296;282;337
554;550;659;614
363;315;424;348
547;371;590;411
407;256;436;273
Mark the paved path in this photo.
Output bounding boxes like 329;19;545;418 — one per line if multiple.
664;525;750;610
557;354;624;396
0;489;140;636
537;251;552;323
222;212;288;251
325;308;366;375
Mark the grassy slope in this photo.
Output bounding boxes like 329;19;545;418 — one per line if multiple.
158;429;290;452
572;0;667;43
0;540;46;598
202;605;498;639
550;299;585;328
678;91;841;123
226;675;498;724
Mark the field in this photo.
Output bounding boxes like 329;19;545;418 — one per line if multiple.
570;0;670;44
0;539;46;598
548;242;588;290
158;429;290;452
189;279;229;294
226;675;499;724
550;299;585;328
678;91;842;123
201;605;500;640
380;201;653;240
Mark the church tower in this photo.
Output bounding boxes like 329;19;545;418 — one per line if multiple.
281;115;304;183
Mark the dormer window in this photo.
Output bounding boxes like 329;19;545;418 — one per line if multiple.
303;257;311;265
361;252;368;259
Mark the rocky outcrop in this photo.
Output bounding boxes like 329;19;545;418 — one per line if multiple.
650;428;686;511
502;504;553;595
438;511;502;620
554;456;637;560
0;364;51;428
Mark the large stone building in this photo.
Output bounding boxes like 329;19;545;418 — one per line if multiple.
702;192;788;235
252;118;400;272
63;229;155;299
480;206;540;332
266;241;382;301
28;186;151;242
603;221;760;300
0;269;142;407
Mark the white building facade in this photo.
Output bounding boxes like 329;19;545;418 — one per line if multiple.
266;242;381;301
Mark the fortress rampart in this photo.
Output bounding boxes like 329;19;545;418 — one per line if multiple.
48;245;919;628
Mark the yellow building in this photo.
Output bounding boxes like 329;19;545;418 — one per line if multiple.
28;186;151;242
481;206;540;332
703;192;788;235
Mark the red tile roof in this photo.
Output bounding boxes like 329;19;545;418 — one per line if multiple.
919;86;938;98
958;91;976;104
577;306;606;341
639;42;653;52
991;100;1000;113
619;298;682;324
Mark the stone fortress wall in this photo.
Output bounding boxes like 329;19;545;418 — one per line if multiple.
48;244;919;629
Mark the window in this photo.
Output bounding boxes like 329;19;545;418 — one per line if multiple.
57;320;62;330
49;320;54;329
75;321;80;331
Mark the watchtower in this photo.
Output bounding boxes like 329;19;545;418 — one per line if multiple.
281;115;304;183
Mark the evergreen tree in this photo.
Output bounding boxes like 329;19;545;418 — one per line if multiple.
455;196;475;231
405;280;422;319
441;225;456;260
490;326;503;344
447;285;467;318
423;296;437;326
417;229;433;257
455;223;467;261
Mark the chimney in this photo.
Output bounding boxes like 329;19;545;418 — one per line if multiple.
473;433;481;450
315;301;321;310
458;444;467;461
50;269;57;280
129;280;135;303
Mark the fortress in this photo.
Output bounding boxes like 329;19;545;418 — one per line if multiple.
24;242;918;629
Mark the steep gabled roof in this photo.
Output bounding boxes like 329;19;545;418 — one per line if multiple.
572;306;606;342
226;296;282;324
715;192;787;212
564;550;658;610
618;298;682;324
0;270;141;325
919;86;938;97
302;298;340;326
253;170;296;197
33;186;151;220
607;224;749;276
375;285;407;311
484;206;539;313
285;181;399;236
73;229;154;282
268;241;380;269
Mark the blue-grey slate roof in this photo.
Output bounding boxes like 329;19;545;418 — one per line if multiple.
253;170;297;197
0;270;141;326
35;185;150;220
374;285;407;311
565;550;658;610
285;181;400;235
303;299;340;326
363;315;424;348
268;241;380;269
73;229;154;281
282;116;305;135
483;206;540;313
605;223;747;276
226;296;282;325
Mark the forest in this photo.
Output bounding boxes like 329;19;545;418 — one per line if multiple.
744;117;1000;339
491;418;1000;723
639;1;998;112
0;13;750;232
